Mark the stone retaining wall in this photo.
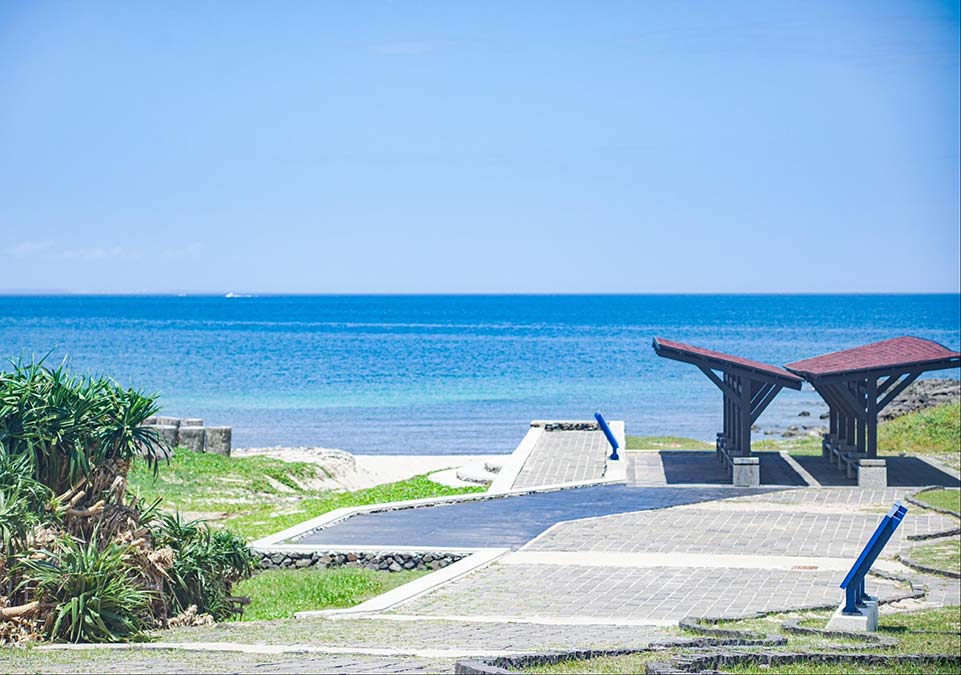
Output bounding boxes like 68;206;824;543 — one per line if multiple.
255;549;466;572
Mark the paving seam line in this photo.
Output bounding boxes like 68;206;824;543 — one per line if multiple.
363;614;677;627
37;642;541;659
296;547;510;618
500;551;859;571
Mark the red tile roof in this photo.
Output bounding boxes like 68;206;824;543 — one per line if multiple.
652;337;804;386
785;336;961;378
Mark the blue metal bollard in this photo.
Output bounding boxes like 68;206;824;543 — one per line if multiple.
594;411;619;461
839;502;908;615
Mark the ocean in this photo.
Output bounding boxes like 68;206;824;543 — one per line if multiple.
0;294;958;455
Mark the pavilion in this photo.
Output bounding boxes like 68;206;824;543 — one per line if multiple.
785;336;960;486
652;337;804;486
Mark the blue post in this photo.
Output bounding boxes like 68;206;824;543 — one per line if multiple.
594;411;619;460
839;503;908;615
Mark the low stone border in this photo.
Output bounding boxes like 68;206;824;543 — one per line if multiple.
905;485;961;519
646;651;961;675
453;635;786;675
896;550;961;579
780;617;897;647
256;549;465;572
677;615;781;643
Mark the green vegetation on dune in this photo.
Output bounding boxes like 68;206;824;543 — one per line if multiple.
130;450;484;541
525;607;961;674
227;474;484;541
232;567;426;621
128;449;324;516
626;435;713;450
879;402;961;455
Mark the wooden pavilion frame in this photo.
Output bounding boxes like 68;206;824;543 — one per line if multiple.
786;337;961;459
652;338;804;458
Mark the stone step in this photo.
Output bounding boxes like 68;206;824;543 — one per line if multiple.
483;460;503;474
456;461;500;485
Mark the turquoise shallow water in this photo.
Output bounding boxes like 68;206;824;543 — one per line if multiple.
0;295;957;454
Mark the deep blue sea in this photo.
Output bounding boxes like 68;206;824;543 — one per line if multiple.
0;295;958;454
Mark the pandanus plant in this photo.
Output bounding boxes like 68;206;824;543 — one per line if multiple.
0;359;166;497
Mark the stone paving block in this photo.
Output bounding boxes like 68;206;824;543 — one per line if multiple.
391;563;904;622
512;429;608;489
523;507;956;558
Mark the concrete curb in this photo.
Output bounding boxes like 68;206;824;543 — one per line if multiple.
488;426;544;494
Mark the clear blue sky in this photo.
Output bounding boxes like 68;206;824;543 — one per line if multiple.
1;1;958;294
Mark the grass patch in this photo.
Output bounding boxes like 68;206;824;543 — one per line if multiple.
914;488;961;514
128;448;323;515
626;435;713;450
233;567;426;620
226;473;484;540
722;659;959;674
879;402;961;455
130;449;484;540
753;436;823;455
906;539;960;575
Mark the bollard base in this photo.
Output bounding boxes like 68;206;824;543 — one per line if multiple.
826;599;878;632
732;456;760;487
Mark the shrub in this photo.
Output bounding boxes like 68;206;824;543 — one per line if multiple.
15;532;153;643
0;358;254;643
151;514;255;621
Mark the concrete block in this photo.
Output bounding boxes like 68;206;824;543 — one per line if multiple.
153;424;179;449
204;426;232;457
732;456;760;487
826;599;878;632
177;425;205;453
857;459;887;488
181;418;204;427
153;416;181;427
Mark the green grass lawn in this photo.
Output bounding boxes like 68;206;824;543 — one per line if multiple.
906;539;960;575
129;449;484;540
914;488;961;514
626;435;713;450
525;606;961;674
233;567;426;620
879;402;961;455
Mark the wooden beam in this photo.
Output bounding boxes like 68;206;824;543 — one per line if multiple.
877;371;922;412
751;384;782;424
697;365;739;400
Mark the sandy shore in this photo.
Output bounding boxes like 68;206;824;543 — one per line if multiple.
232;446;502;491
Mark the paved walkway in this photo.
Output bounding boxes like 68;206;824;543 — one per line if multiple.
511;428;609;489
376;487;959;625
294;485;773;549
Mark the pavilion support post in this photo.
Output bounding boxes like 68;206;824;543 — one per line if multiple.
866;377;878;457
855;381;867;455
740;375;753;457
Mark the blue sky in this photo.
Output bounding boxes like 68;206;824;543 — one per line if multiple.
1;1;958;293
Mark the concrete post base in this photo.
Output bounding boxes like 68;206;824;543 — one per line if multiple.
177;425;205;453
826;598;878;632
857;459;887;488
732;456;760;487
205;426;232;457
